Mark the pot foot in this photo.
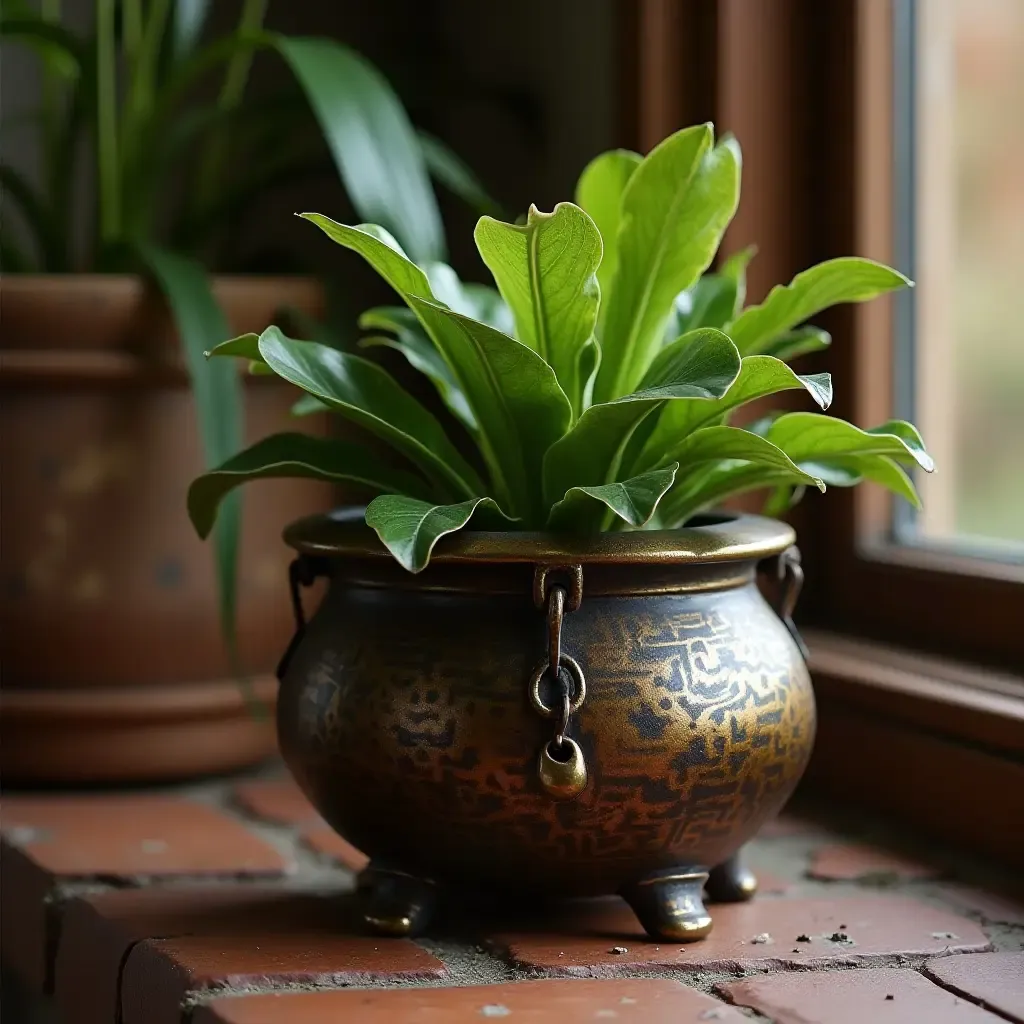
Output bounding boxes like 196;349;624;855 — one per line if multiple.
621;868;712;942
358;864;438;937
706;851;758;903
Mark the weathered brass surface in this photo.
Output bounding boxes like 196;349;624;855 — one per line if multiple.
278;513;815;939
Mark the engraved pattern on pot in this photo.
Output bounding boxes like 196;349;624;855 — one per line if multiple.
280;581;815;895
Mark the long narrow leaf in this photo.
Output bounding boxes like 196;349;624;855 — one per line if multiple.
766;412;934;472
140;246;242;650
301;215;572;519
359;306;477;431
251;326;485;501
275;36;444;263
574;148;642;337
188;432;433;539
728;257;911;354
417;129;501;217
594;127;741;402
634;355;832;474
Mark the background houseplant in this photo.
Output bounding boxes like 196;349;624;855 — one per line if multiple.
0;0;491;781
190;122;933;567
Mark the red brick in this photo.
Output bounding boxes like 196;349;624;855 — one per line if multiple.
490;896;990;975
234;779;319;826
300;824;369;873
1;795;288;876
117;890;446;1024
924;952;1024;1023
808;842;942;881
56;886;311;1024
193;978;747;1023
721;966;1005;1023
936;883;1024;926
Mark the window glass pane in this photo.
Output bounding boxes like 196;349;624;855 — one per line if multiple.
897;0;1024;553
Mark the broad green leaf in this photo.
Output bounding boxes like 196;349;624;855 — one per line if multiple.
659;459;824;530
762;325;831;362
139;246;242;652
275;37;444;263
543;329;740;508
365;494;514;573
291;394;328;417
188;432;432;539
728;257;911;354
422;264;514;333
474;202;602;415
300;214;434;299
798;454;921;508
256;326;484;500
576;337;601;411
663;273;737;344
406;295;572;521
207;332;261;361
461;283;515;335
720;245;756;316
766;412;934;472
594;126;741;402
634;355;832;473
417;129;501;217
574;148;642;332
651;425;827;486
866;419;932;468
359;306;477;431
300;215;571;520
547;463;679;533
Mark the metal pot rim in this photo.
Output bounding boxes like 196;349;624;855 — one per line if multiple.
283;510;795;567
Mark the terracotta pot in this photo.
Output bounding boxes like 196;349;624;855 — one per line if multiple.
276;511;815;941
0;275;332;783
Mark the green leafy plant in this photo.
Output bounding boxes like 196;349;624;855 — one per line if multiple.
189;122;934;572
1;0;492;636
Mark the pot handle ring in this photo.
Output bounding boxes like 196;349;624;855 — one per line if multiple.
276;554;330;682
758;545;809;660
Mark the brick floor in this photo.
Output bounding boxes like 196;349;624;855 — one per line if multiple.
489;895;990;976
721;967;1007;1023
808;842;943;882
193;979;747;1023
923;952;1024;1023
1;778;1021;1023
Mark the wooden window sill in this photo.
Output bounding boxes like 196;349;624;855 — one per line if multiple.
802;629;1024;868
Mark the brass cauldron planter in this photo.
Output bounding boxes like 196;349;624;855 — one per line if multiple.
277;510;814;941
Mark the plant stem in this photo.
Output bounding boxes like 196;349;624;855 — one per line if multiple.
122;0;172;236
195;0;269;213
39;0;61;265
96;0;120;244
122;0;142;64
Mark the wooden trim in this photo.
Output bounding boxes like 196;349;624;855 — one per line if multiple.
796;0;1024;671
805;629;1024;753
805;701;1024;868
803;629;1024;866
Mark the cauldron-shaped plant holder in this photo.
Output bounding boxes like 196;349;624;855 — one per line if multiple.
276;510;814;941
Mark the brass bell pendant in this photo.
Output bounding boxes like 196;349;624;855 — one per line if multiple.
537;737;588;799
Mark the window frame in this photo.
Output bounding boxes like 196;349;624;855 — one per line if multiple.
795;0;1024;672
619;0;1024;866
